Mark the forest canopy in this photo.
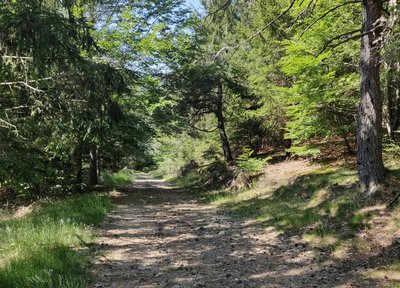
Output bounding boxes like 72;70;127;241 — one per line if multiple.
1;0;399;199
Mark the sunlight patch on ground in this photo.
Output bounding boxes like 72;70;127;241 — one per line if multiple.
305;188;329;209
302;234;338;248
366;262;400;284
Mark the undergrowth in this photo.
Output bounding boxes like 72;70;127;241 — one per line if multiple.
0;193;112;288
102;169;136;187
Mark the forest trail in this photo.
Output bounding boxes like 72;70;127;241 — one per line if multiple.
91;175;369;288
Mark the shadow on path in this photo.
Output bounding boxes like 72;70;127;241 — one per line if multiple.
91;174;370;288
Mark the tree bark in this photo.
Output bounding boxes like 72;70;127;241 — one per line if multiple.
74;143;84;193
357;0;385;195
89;145;99;186
97;149;101;180
215;81;234;163
284;138;292;159
343;134;355;155
385;62;400;141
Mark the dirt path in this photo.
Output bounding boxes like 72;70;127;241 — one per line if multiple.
91;175;368;288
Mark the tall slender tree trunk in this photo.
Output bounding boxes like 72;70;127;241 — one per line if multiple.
97;149;101;181
385;62;400;141
357;0;385;195
215;81;234;163
74;143;83;193
89;145;98;186
386;0;399;142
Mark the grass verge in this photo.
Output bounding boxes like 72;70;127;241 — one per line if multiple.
213;166;363;237
204;160;400;286
0;193;112;288
102;169;136;187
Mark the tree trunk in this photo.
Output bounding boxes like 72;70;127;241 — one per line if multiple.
215;81;234;163
385;62;400;141
97;149;101;181
343;134;355;155
89;145;98;186
284;138;292;159
74;143;84;193
357;0;385;195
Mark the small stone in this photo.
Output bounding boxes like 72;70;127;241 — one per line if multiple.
216;256;224;262
218;230;227;236
195;226;206;232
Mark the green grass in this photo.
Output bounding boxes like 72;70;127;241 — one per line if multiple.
208;166;374;246
169;170;203;188
102;169;135;187
0;193;112;288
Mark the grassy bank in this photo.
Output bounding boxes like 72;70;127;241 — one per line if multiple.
203;160;400;286
0;193;112;288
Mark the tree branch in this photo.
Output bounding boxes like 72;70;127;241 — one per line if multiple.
2;105;29;111
317;29;361;56
1;55;32;60
0;81;44;93
290;0;316;26
213;47;229;60
0;118;18;134
297;1;361;40
240;0;297;47
190;125;218;133
317;21;386;56
213;0;297;59
204;0;232;23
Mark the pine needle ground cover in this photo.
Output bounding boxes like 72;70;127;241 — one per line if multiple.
204;160;400;286
0;194;112;288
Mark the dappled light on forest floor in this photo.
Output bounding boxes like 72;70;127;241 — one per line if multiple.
206;160;400;287
89;172;398;288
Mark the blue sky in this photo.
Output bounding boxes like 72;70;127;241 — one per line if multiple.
185;0;203;12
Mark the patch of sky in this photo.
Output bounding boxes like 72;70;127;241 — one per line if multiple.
185;0;204;14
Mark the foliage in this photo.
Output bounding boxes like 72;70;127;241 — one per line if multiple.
278;0;360;153
102;170;136;187
0;0;193;198
384;143;400;158
0;193;112;287
152;132;219;179
1;0;400;200
236;147;269;173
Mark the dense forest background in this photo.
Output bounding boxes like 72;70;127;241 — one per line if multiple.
1;0;400;199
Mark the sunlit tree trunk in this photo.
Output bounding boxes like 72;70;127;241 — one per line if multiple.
89;145;99;186
357;0;385;195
